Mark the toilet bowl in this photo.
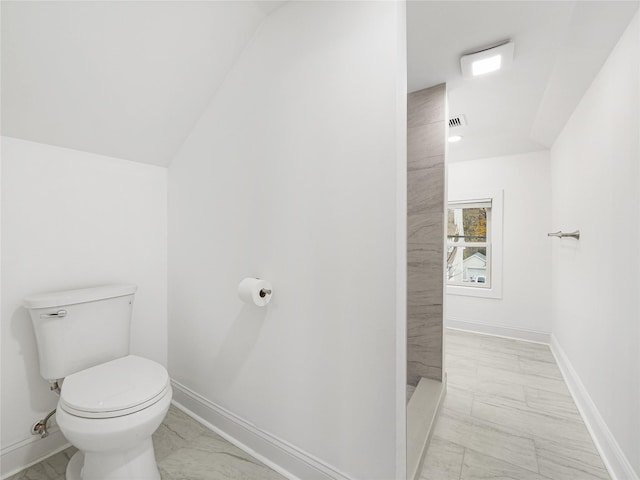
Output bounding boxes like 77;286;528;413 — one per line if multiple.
56;355;172;480
23;285;172;480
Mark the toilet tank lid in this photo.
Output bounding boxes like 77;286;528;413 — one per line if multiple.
24;284;137;309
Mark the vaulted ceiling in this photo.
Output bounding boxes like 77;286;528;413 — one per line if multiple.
408;1;639;162
3;1;638;166
1;1;284;166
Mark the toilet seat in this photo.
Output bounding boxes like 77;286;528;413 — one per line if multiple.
60;355;169;419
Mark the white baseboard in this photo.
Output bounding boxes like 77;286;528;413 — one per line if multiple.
171;380;354;480
0;428;70;480
446;317;551;344
550;335;639;480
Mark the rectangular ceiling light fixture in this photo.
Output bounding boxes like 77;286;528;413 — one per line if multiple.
461;41;514;78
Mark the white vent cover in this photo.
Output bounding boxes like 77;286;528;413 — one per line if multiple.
449;115;467;128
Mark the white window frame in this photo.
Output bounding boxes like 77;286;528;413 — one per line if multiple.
447;199;492;288
446;190;503;299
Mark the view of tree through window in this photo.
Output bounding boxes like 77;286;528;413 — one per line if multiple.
447;204;491;286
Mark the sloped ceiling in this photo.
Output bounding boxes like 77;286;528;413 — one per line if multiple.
1;1;276;166
408;1;639;162
5;1;636;166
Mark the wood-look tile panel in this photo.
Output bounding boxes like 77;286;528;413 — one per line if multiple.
408;210;444;247
407;84;446;384
408;123;446;162
408;84;446;128
407;161;445;216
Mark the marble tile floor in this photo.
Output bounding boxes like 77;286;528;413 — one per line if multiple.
8;329;609;480
419;328;610;480
7;406;285;480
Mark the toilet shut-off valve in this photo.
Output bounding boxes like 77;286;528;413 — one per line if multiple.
31;380;61;438
31;408;56;438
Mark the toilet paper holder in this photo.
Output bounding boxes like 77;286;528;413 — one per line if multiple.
238;278;273;306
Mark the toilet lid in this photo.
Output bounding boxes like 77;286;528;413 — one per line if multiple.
60;355;169;419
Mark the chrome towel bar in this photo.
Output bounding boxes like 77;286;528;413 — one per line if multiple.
548;230;580;240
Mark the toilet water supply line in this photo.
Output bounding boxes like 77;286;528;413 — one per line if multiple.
31;380;61;438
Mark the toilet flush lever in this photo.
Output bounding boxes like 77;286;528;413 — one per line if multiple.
40;310;67;318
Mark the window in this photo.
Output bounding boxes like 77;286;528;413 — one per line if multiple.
446;191;503;299
447;200;492;288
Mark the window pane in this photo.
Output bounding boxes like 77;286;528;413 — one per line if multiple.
447;207;487;243
446;246;489;285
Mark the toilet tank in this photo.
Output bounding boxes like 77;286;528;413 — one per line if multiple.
23;284;137;381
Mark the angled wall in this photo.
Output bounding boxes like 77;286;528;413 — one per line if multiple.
0;1;267;166
168;2;406;479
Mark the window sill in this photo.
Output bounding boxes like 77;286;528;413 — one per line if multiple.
446;284;502;299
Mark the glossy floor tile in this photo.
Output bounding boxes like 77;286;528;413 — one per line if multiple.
5;446;75;480
7;406;285;480
8;329;609;480
419;328;610;480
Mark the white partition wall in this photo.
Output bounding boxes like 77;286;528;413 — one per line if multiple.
167;2;407;479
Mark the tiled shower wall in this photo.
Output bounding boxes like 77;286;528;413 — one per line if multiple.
407;84;446;386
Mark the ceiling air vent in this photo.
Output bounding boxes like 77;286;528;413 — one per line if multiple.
449;115;467;128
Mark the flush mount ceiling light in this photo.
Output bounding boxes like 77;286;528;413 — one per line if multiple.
460;41;514;78
448;135;463;143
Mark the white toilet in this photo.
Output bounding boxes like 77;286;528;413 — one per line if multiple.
24;284;172;480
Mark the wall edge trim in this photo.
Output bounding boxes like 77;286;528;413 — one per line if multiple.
550;335;639;480
0;429;70;480
445;317;551;344
170;379;354;480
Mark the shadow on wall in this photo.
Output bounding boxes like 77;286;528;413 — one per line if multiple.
12;292;267;410
211;304;268;390
10;306;56;415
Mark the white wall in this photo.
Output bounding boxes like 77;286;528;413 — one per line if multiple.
447;151;552;340
1;137;167;474
550;12;639;478
168;2;406;479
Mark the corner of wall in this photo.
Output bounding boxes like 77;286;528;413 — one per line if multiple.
550;335;640;480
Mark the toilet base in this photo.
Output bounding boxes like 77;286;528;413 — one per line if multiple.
66;439;160;480
66;451;83;480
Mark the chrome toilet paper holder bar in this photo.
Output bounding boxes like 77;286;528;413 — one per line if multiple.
548;230;580;240
259;289;272;298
